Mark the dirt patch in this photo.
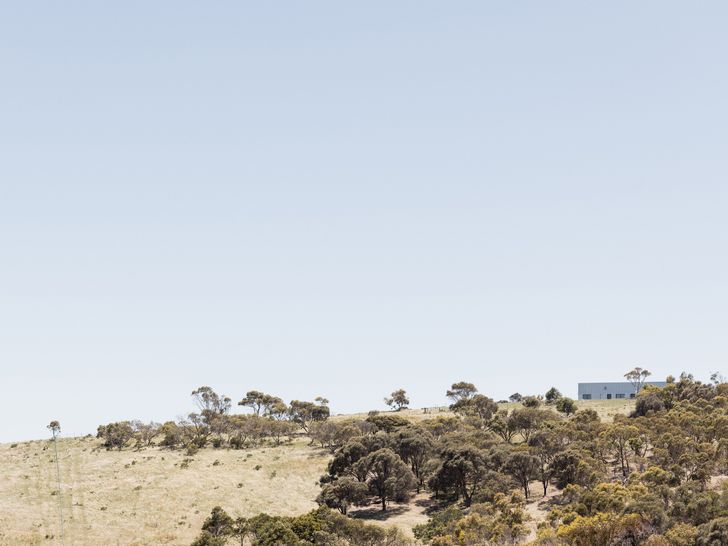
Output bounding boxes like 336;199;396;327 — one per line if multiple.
350;493;433;538
523;482;560;542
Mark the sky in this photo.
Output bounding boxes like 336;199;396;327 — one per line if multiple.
1;2;727;442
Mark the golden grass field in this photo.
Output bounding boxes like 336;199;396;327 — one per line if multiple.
0;437;329;546
0;400;633;546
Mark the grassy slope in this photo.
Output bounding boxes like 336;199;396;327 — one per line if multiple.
0;400;632;546
0;437;329;546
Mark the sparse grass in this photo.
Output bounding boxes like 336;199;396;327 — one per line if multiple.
0;436;329;546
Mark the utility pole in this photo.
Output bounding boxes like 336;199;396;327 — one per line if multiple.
47;421;65;546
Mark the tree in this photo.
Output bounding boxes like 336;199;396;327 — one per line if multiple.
231;517;251;546
130;421;161;448
625;367;652;393
191;387;231;442
550;449;603;489
395;428;435;491
316;476;369;514
159;421;183;448
266;399;290;420
385;389;410;411
266;419;297;445
632;387;665;417
556;397;577;416
327;440;371;481
509;393;523;403
238;390;285;417
239;390;267;415
510;408;552;443
666;523;699;546
185;412;211;447
529;430;563;496
490;410;519;443
504;451;540;499
556;513;625;546
366;414;410;433
190;534;227;546
48;420;61;436
190;507;234;546
289;400;330;433
522;396;542;408
97;421;134;450
451;393;498;424
601;423;640;478
469;394;499;421
246;515;300;546
310;420;359;453
429;446;491;506
415;497;528;545
191;386;231;416
354;448;417;510
201;506;234;538
447;382;478;404
545;387;562;404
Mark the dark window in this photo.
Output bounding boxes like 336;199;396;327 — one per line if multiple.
607;394;612;400
582;394;592;400
616;393;625;399
630;393;636;399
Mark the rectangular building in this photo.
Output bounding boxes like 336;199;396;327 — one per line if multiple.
577;381;667;400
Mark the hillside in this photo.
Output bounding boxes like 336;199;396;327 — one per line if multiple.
0;437;328;546
0;399;632;546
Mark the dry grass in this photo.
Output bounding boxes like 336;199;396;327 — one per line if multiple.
0;436;329;546
339;398;635;423
1;400;634;546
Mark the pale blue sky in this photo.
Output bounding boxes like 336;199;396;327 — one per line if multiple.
2;2;727;442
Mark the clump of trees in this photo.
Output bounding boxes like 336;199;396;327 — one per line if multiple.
315;373;728;545
96;420;161;450
97;387;331;452
317;422;424;512
190;505;413;546
413;494;529;545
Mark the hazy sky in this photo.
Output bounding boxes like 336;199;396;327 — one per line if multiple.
2;2;727;442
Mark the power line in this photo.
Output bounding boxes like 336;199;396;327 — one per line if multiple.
47;421;65;546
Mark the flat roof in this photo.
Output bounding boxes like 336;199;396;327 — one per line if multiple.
578;381;667;386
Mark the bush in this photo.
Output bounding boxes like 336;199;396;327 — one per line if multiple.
366;414;410;432
96;421;134;450
556;397;577;416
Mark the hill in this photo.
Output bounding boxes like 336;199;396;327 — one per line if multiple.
0;399;632;546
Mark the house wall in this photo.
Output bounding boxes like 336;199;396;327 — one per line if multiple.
577;381;667;400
